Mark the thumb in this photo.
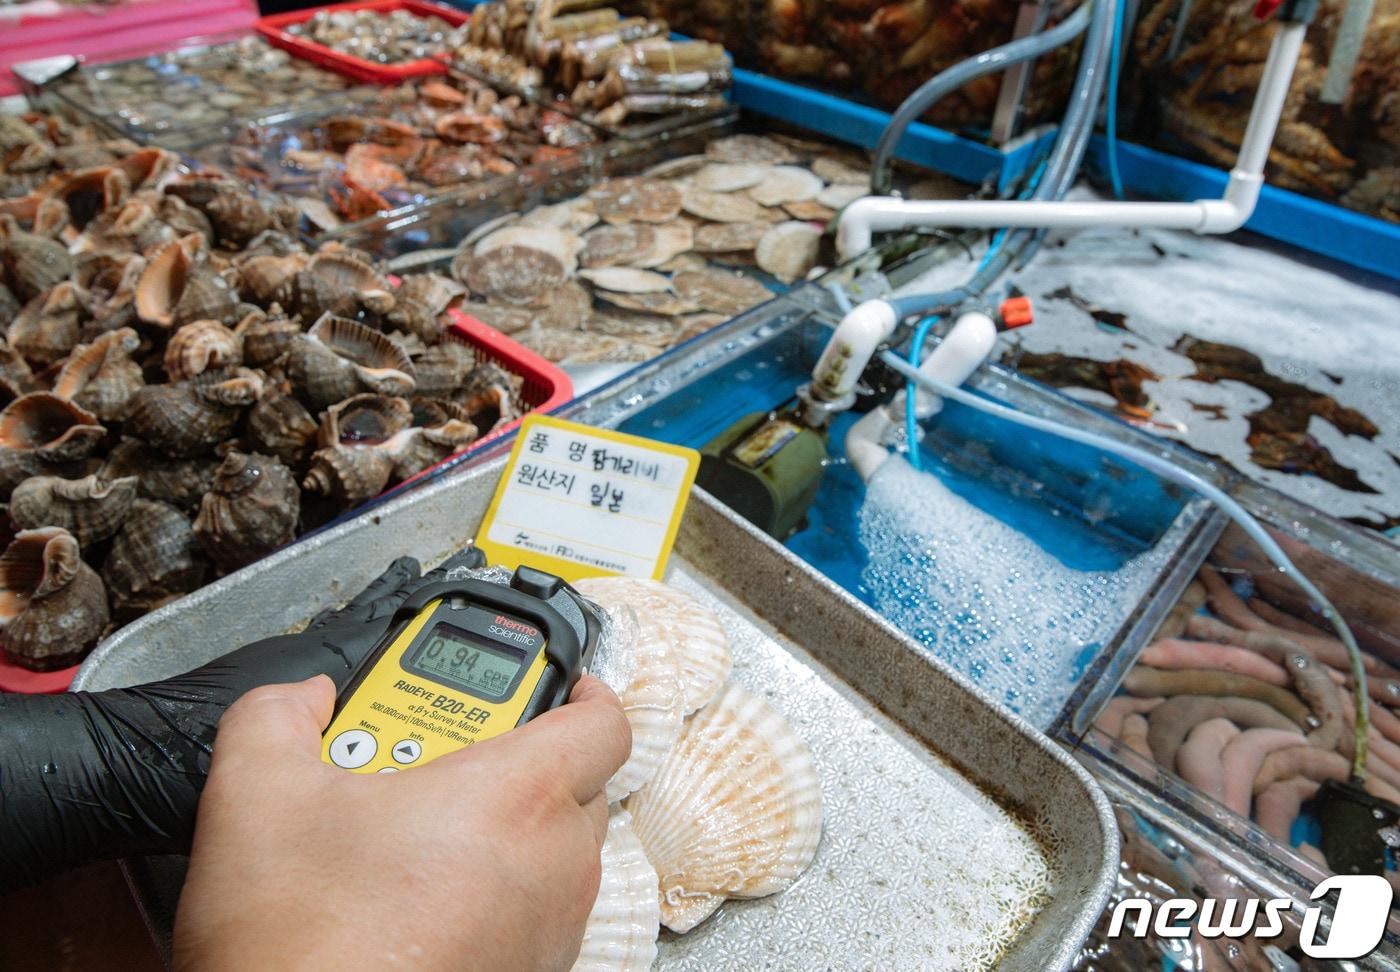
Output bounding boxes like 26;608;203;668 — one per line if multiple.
210;675;337;777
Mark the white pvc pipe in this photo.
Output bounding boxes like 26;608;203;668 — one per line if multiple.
809;298;898;404
835;21;1306;261
845;311;1000;482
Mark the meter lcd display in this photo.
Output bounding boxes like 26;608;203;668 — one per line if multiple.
407;624;526;701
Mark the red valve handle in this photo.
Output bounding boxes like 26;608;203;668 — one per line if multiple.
1253;0;1282;19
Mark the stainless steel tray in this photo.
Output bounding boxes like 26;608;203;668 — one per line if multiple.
75;458;1118;971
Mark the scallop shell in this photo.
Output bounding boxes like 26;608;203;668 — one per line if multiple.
244;390;317;471
9;282;83;366
624;683;823;933
517;199;599;235
682;187;764;224
474;226;583;274
694;162;769;193
579;267;673;294
581;224;657;269
10;474;138;547
193;451;300;570
673;268;773;318
572;810;660;972
0;526;109;671
748;166;824;207
692;221;769;254
103;499;207;616
462;245;567;306
302;444;396;508
783;199;835;223
587;178;683;225
0;393;105;463
164;320;242;382
816;184;867;210
0;214;72;301
606;577;731;713
634;223;694;269
595;291;699;318
52;327;143;423
756;221;822;284
811;155;869;186
706;135;796;165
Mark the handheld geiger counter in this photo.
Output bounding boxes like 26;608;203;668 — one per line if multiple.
321;564;602;774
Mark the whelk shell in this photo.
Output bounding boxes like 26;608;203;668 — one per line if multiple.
101;438;216;515
193;451;300;570
103;499;207;616
411;340;477;400
302;443;397;508
135;240;237;328
9;282;83;366
0;393;105;463
164;320;242;382
0;526;109;670
236;307;302;368
572;810;660;972
624;683;822;933
0;214;72;301
53;166;130;231
126;369;262;459
237;253;307;305
10;474;139;547
244;390;317;470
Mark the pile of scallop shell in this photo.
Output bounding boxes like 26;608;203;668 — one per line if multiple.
571;576;823;970
451;132;867;364
198;73;599;229
0;111;524;671
1096;566;1400;873
49;37;361;138
286;7;469;65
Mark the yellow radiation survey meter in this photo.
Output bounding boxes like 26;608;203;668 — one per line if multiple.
321;565;601;774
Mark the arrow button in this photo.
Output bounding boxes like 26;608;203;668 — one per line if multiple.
392;739;423;765
328;729;376;769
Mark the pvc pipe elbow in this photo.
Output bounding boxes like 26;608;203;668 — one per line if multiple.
910;311;999;418
835;196;897;261
846;408;894;483
810;299;898;403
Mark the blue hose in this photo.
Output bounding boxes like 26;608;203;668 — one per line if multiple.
1106;0;1126;199
879;349;1372;779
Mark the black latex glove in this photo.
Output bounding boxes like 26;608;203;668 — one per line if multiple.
0;549;486;893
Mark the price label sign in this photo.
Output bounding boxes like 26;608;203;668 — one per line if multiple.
474;415;700;582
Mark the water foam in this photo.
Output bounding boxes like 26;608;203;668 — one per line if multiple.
858;457;1167;727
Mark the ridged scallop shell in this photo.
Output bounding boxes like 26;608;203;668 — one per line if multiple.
302;444;396;508
163;320;242;381
103;499;207;616
244;390;317;470
1;214;72;301
193;451;300;570
9;282;83;366
0;527;109;671
51;327;144;422
10;474;138;547
624;683;823;933
0;393;105;463
574;576;731;715
572;810;660;972
135;240;237;328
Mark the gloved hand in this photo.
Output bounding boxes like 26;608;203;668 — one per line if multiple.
0;549;485;893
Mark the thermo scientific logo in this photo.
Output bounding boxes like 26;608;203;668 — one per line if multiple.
1107;875;1393;959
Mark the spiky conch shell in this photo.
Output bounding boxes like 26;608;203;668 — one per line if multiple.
0;526;109;671
285;314;416;413
572;810;660;972
134;239;237;329
51;326;143;422
126;368;263;458
574;577;686;802
389;420;479;481
0;213;72;301
0;392;105;463
9;281;83;366
236;253;307;305
410;341;476;400
624;683;823;933
193;451;300;570
52;165;130;230
574;576;730;715
316;393;413;450
10;473;139;547
306;252;396;315
101;438;216;515
244;389;317;470
302;444;396;508
163;319;242;381
103;498;207;615
235;306;302;368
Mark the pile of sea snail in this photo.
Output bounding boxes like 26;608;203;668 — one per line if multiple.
0;111;524;671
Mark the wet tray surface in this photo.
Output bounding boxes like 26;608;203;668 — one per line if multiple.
75;458;1116;971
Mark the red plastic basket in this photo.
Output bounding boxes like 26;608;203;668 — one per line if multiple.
390;307;572;492
0;654;81;694
255;0;467;85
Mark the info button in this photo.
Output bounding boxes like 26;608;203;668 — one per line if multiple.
392;739;423;764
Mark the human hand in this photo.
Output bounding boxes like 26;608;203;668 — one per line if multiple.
0;551;482;893
173;673;631;972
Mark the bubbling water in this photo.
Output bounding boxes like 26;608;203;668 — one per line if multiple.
858;457;1167;728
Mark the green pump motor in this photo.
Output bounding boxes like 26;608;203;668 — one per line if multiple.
697;408;829;540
